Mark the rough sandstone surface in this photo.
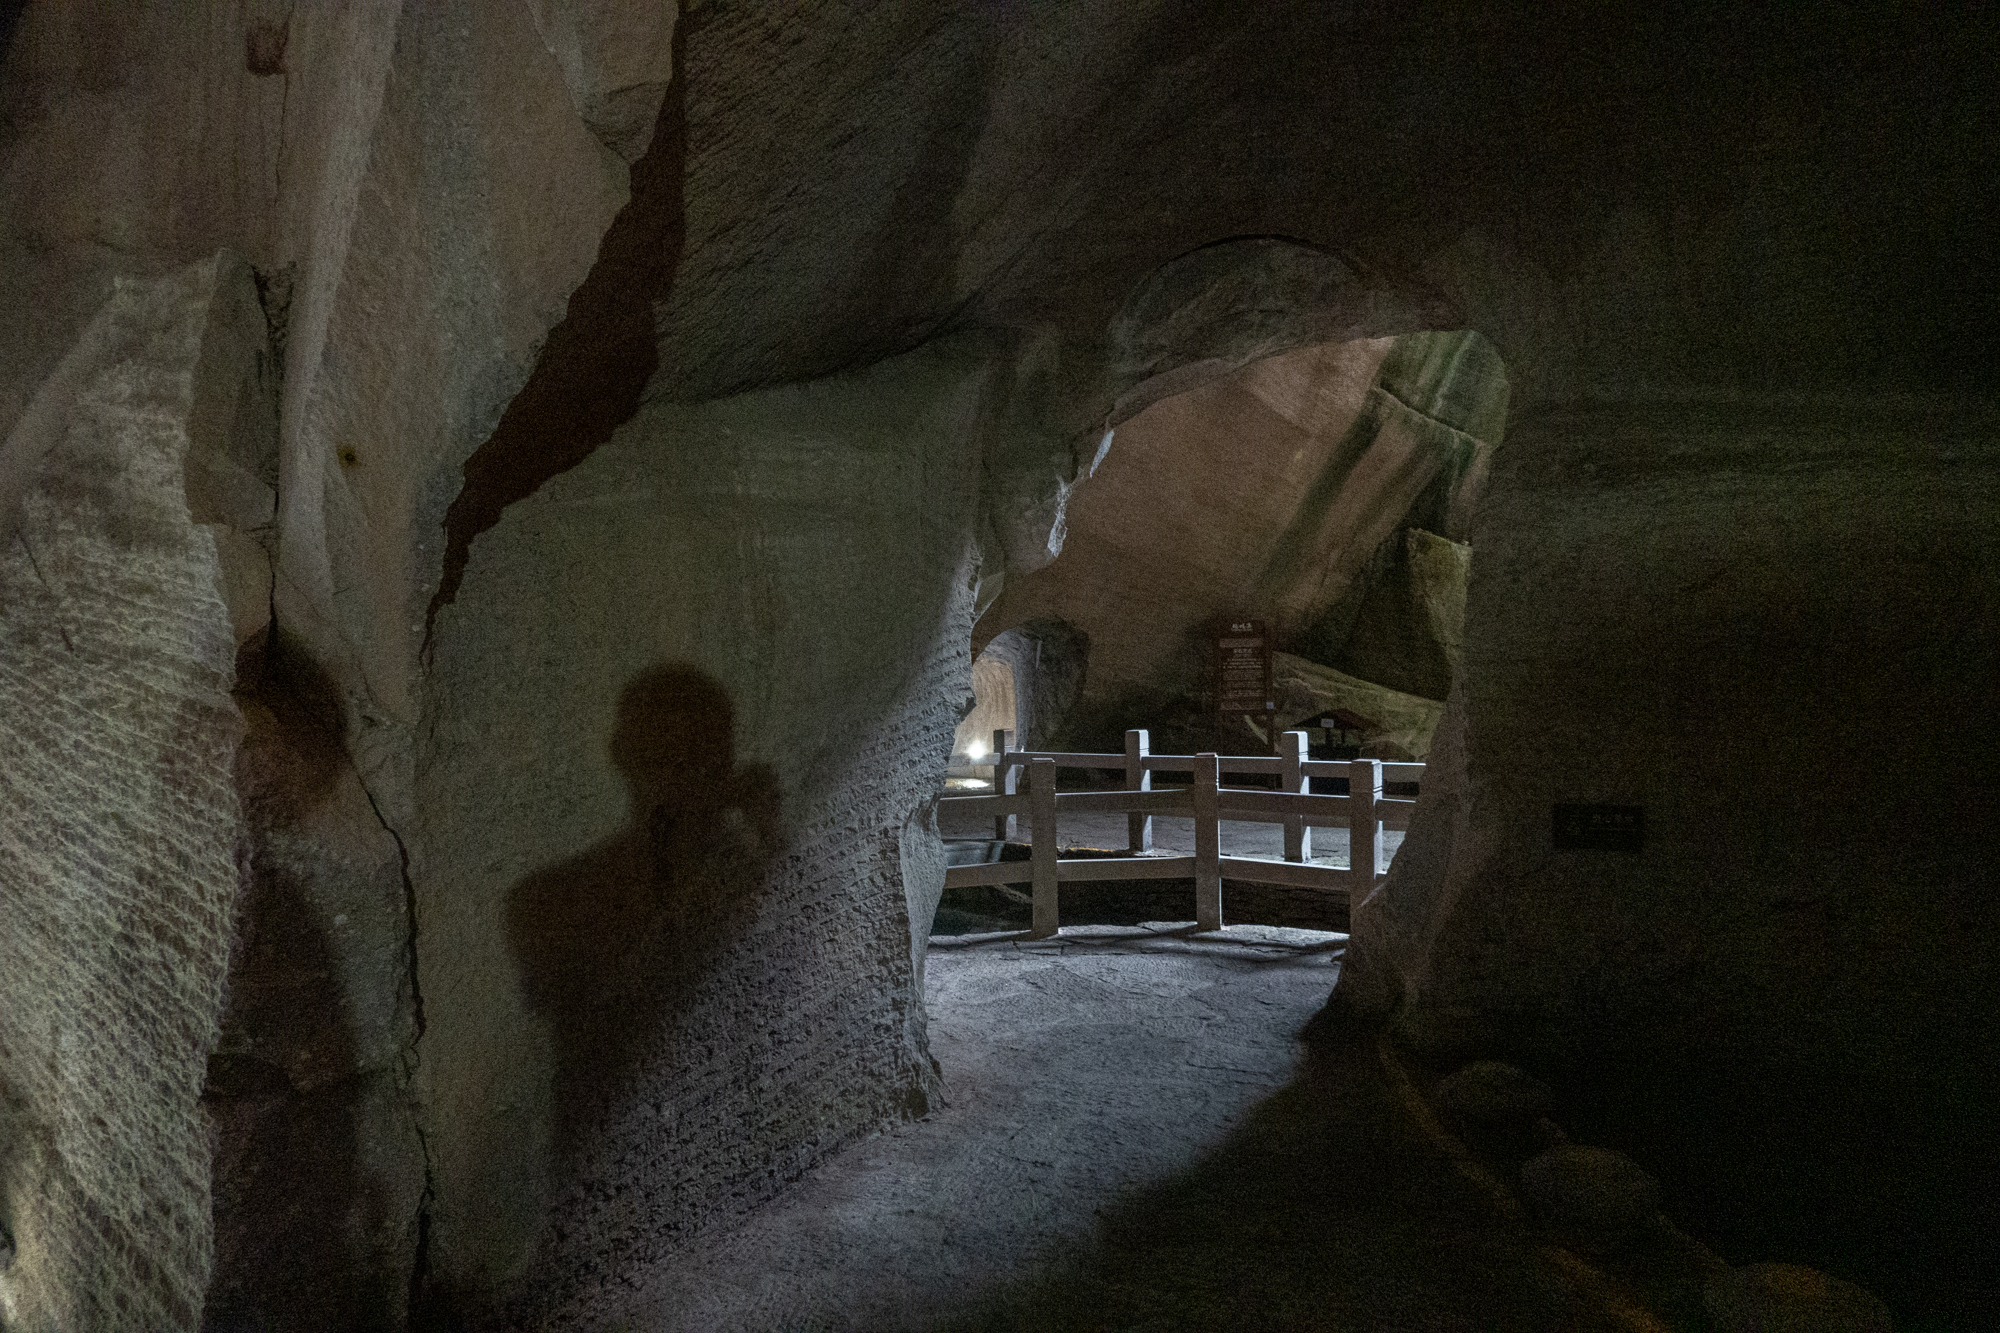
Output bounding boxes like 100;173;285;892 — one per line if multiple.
203;632;426;1329
413;339;996;1315
1270;653;1446;763
1518;1145;1661;1256
0;256;259;1333
1333;526;1470;704
1;4;663;1325
1705;1262;1898;1333
1344;398;2000;1077
1339;397;1999;1321
965;618;1092;753
948;650;1019;768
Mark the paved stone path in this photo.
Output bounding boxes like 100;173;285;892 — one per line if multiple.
568;925;1617;1332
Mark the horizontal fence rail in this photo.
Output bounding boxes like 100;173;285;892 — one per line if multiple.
941;728;1423;938
940;787;1417;830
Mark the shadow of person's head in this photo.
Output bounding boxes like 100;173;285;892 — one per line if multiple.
608;663;737;821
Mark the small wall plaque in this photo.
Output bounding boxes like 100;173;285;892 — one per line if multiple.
1552;804;1644;852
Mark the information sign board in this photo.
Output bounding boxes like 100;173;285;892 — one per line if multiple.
1215;619;1272;713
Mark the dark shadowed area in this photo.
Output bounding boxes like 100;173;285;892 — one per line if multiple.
508;664;782;1164
204;635;413;1330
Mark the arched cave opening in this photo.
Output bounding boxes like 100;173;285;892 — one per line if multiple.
934;327;1506;938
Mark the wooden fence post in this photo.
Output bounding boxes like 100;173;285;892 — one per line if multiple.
1281;729;1310;863
1029;756;1059;938
1193;751;1222;931
1348;757;1382;891
994;728;1017;841
1125;728;1152;853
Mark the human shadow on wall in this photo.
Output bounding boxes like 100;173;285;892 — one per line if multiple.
507;664;782;1164
204;633;404;1331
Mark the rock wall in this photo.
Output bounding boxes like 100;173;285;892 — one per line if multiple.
1331;527;1470;704
5;8;1448;1319
0;257;258;1333
1339;396;2000;1317
652;5;1993;406
1349;397;2000;1052
413;339;994;1320
973;620;1091;754
0;0;674;779
1269;654;1445;763
203;631;426;1330
947;652;1017;770
0;3;674;1324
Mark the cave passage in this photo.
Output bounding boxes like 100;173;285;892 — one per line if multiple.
933;330;1494;935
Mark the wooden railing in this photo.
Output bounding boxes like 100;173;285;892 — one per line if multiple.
941;729;1422;937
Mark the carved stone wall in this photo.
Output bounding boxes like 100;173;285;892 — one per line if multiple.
0;256;258;1333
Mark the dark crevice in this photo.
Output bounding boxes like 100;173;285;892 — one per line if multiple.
359;783;425;1045
423;24;687;652
356;779;439;1330
404;1164;439;1332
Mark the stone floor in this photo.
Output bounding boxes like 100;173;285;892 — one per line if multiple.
563;925;1623;1332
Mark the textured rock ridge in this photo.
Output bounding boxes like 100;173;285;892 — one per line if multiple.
1331;527;1470;705
414;339;993;1316
2;11;672;1319
527;0;678;166
0;254;263;1332
1269;654;1446;763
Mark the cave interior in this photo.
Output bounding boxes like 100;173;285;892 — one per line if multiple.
0;3;1995;1331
